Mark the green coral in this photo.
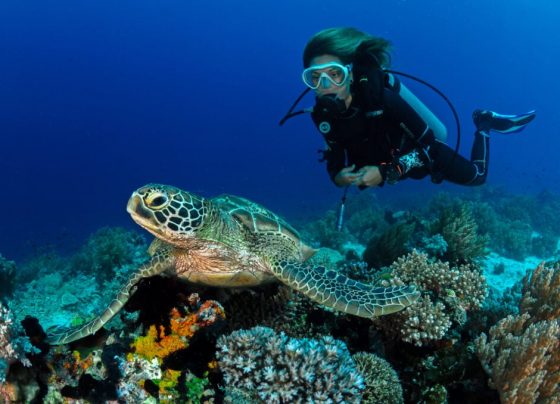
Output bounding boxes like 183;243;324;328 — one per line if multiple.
71;226;147;282
353;352;403;404
431;203;488;265
363;221;415;269
184;373;211;403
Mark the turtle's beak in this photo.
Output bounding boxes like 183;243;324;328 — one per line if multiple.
127;193;156;226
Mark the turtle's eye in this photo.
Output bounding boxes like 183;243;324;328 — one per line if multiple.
145;192;169;210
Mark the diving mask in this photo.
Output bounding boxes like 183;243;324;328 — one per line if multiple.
302;62;352;90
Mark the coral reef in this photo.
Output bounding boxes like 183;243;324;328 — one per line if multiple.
352;352;403;404
298;209;354;251
374;250;487;346
476;314;559;404
10;226;148;333
430;203;489;265
0;254;17;300
475;263;560;403
132;297;225;363
217;326;364;402
0;303;33;384
363;221;415;269
71;226;148;283
519;262;560;321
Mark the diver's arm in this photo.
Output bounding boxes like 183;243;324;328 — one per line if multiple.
325;142;347;184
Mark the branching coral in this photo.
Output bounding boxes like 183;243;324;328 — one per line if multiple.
353;352;403;404
475;314;559;403
475;263;560;403
374;250;487;346
217;326;364;402
519;263;560;322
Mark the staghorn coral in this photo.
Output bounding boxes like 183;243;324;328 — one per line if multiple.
217;326;364;402
374;250;487;346
353;352;403;404
431;203;489;265
475;263;560;403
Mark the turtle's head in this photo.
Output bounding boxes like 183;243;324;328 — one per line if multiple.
127;184;207;244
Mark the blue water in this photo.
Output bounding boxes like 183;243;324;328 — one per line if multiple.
1;0;558;259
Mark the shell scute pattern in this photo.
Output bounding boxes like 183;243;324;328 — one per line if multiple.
213;195;301;244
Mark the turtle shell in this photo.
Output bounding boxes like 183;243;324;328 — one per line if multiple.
212;195;316;260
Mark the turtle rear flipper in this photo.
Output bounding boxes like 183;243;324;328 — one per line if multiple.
47;251;175;345
271;260;419;318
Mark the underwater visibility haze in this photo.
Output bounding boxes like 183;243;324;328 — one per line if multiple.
0;0;559;402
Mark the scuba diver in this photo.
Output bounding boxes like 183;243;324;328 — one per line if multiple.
282;27;536;188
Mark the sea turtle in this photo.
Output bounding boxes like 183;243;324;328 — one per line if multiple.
48;184;419;344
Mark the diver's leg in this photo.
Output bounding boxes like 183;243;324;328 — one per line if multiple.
428;139;488;185
429;109;536;186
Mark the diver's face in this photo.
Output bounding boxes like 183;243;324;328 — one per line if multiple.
308;55;353;100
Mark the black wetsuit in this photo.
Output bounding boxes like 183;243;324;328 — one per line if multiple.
312;74;489;186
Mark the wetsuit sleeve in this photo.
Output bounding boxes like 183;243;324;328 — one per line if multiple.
324;140;346;183
382;86;437;147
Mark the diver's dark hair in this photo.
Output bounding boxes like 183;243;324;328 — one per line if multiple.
303;27;392;68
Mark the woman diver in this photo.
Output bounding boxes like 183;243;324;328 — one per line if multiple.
291;27;536;188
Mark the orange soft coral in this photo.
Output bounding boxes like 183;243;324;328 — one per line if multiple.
169;301;226;338
131;299;225;362
131;325;187;361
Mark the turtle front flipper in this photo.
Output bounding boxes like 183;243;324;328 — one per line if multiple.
47;249;175;345
271;260;419;318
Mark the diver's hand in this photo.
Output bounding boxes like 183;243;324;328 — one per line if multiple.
355;165;383;187
334;165;361;187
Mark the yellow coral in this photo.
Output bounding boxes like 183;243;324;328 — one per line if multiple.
131;325;187;361
158;369;181;394
131;299;225;363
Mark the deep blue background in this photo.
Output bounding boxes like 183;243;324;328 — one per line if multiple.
1;0;557;260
